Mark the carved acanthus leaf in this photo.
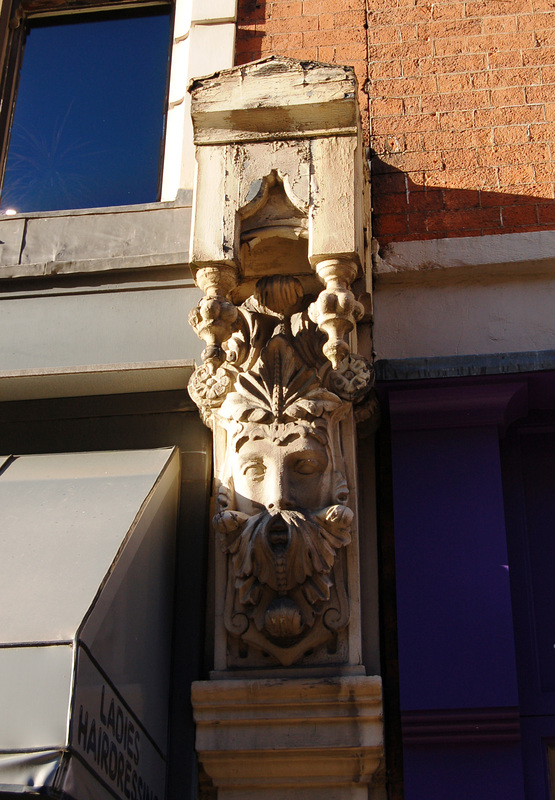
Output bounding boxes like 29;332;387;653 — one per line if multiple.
219;335;346;430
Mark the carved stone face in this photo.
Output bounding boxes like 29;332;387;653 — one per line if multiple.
198;319;359;663
213;421;352;653
232;433;332;517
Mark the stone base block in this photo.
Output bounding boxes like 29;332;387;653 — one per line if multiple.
192;675;384;800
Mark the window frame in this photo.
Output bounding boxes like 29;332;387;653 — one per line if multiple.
0;0;174;210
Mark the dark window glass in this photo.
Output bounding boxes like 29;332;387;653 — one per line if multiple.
1;7;171;213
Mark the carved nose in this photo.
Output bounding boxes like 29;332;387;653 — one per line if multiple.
265;462;295;511
267;482;294;511
268;499;295;511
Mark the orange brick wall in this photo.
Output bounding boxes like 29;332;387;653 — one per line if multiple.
236;0;555;244
235;0;370;138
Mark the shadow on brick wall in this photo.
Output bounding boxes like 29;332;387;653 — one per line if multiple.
235;0;267;65
371;156;555;244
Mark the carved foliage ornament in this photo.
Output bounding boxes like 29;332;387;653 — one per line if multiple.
189;274;374;666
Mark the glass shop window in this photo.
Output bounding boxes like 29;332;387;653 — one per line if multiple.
0;6;171;214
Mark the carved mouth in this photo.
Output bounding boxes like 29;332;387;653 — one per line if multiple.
267;514;289;547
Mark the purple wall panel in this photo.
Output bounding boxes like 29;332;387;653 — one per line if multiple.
519;432;555;698
391;424;519;710
382;376;555;799
403;743;525;800
519;717;554;800
503;428;555;799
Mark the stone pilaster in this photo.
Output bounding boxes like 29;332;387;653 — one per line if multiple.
187;57;383;799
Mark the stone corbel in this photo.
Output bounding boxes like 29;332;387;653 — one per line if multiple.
188;57;375;670
187;57;382;800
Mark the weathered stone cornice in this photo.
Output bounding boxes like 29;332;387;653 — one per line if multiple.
189;57;360;144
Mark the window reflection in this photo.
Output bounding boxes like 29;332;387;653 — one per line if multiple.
1;7;171;213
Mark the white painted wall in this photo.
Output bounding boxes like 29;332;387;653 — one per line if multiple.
0;283;203;371
374;279;555;360
372;231;555;361
161;0;237;200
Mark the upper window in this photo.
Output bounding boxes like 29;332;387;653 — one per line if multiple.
0;4;171;214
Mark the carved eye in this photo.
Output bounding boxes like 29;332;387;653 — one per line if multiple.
242;461;266;481
294;458;325;476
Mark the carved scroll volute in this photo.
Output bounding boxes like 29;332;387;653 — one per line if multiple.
309;258;364;369
188;265;240;374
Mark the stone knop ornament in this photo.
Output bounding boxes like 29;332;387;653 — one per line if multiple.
188;274;374;666
308;258;365;369
188;265;241;374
